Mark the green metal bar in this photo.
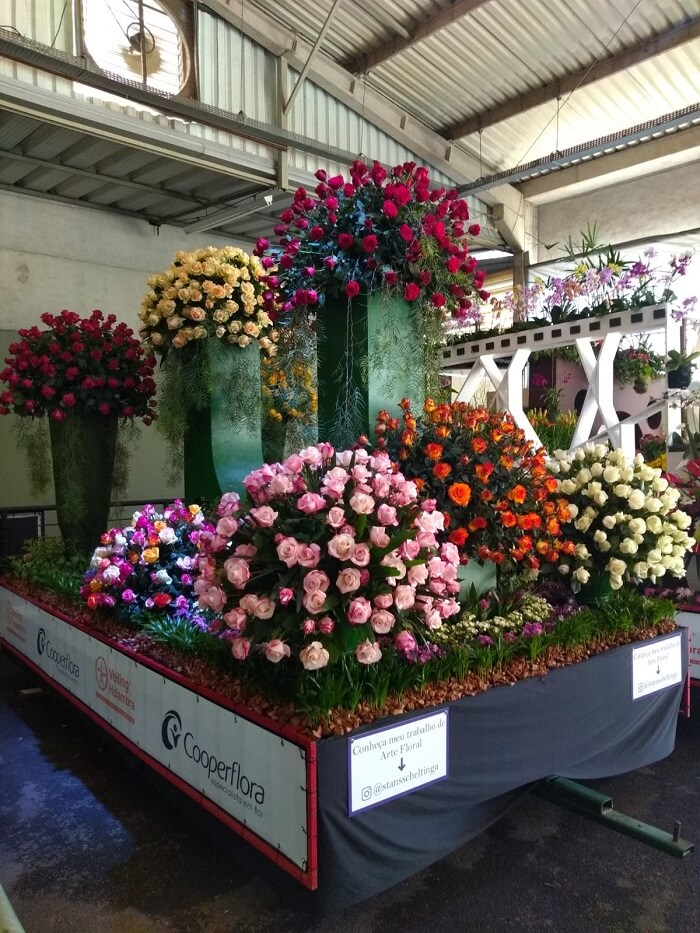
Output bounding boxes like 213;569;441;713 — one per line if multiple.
536;777;694;859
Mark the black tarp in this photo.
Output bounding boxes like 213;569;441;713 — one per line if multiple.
315;630;688;908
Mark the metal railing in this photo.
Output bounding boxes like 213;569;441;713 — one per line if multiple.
0;499;172;557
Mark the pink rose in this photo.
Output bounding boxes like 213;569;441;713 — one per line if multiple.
370;610;395;634
336;567;362;593
326;508;346;530
399;539;421;560
441;542;460;566
239;593;260;615
254;596;276;619
299;641;330;670
303;589;327;614
250;505;279;528
215;515;238;537
283;453;304;473
416;531;438;550
276;536;300;567
234;544;257;558
297;492;326;514
303;569;331;593
424;608;443;630
350;543;371;567
301;618;316;635
199;586;226;612
381;553;406;581
347;597;372;625
270;473;293;496
356;640;382;665
393;585;416;610
318;616;335;635
369;525;391;548
297;543;321;568
394;630;417;653
264;639;291;663
328;533;355;560
377;504;398;525
349;492;375;514
278;587;295;605
223;607;247;629
373;592;393;609
223;557;250;589
299;446;323;466
217;491;240;516
415;510;445;534
231;637;251;660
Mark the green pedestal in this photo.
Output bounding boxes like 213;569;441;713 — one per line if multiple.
317;291;425;448
184;344;263;503
49;413;118;553
458;560;498;599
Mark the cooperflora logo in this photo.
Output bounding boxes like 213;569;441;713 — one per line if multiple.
160;710;265;804
36;628;79;679
161;710;182;750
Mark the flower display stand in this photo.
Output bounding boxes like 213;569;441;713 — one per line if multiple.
0;583;688;909
183;344;263;502
442;305;681;460
317;291;424;446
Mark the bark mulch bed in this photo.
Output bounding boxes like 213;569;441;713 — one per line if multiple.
1;575;678;738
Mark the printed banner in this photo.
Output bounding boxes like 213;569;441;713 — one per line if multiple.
675;611;700;682
0;589;309;870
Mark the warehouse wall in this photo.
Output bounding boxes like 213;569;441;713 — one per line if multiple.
0;188;251;508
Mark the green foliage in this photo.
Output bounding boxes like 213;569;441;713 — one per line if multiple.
7;537;87;599
12;417;51;497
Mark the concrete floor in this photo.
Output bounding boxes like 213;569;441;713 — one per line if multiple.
0;646;699;933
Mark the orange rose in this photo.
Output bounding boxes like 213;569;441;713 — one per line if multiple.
433;461;453;480
471;437;488;454
544;476;559;493
500;454;514;470
449;527;469;546
468;516;488;532
517;514;534;530
501;511;517;528
518;535;534;552
475;462;494;484
425;442;443;461
414;477;425;490
448;482;472;506
508;485;528;505
480;489;494;502
546;518;561;535
435;425;450;438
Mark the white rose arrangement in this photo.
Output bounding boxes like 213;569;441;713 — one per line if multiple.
548;443;694;590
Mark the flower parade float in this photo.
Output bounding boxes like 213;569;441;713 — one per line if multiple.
0;431;694;906
138;245;278;501
0;309;157;553
259;160;488;448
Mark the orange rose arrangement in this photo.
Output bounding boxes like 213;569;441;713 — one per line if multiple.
373;399;575;575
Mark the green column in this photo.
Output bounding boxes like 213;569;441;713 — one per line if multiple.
317;290;425;447
184;343;263;503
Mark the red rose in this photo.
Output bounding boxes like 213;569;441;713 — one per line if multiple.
328;175;344;189
152;592;172;608
399;224;414;242
309;225;324;241
342;183;355;198
382;199;398;218
362;234;378;253
446;256;460;274
345;281;361;299
61;392;77;407
404;282;420;302
393;184;412;206
469;223;481;236
338;233;355;250
383;270;397;285
431;292;446;308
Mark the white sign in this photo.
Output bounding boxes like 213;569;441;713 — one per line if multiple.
349;710;448;814
632;634;683;699
0;588;310;871
675;612;700;681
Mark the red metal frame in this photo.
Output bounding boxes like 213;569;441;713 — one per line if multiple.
0;584;319;889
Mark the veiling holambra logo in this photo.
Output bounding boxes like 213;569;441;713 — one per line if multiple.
4;603;26;643
161;710;183;750
93;654;135;724
35;626;80;681
95;655;108;691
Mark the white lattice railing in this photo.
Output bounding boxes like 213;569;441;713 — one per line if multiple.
440;304;681;460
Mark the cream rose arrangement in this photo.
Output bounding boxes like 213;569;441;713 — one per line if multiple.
549;443;694;590
138;246;278;356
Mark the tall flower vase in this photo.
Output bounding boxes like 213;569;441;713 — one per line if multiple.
317;291;426;447
577;570;614;605
183;343;263;503
49;413;119;554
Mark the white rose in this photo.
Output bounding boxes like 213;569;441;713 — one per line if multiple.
602;515;617;529
645;497;662;513
607;558;627;576
548;461;561;474
619;538;638;555
646;515;663;534
594;491;608;507
620;467;634;482
633;561;649;577
673;511;692;530
613;484;632;499
628;489;646;510
633;453;645;467
567;503;579;519
577;468;592;484
590;462;604;478
647;549;663;565
657;535;673;554
595;444;609;459
603;466;621;483
651;477;669;493
593;529;608;545
561;479;578;495
575;516;592;533
573;567;590;584
628;517;646;535
574;449;586;461
575;543;591;560
558;564;570;575
610;575;624;590
559;460;572;473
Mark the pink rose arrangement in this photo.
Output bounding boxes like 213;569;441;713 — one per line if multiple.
256;159;488;323
81;501;215;627
195;445;461;674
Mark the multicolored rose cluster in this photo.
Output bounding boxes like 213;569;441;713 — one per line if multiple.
81;501;215;624
257;159;488;322
195;444;462;669
0;309;156;422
